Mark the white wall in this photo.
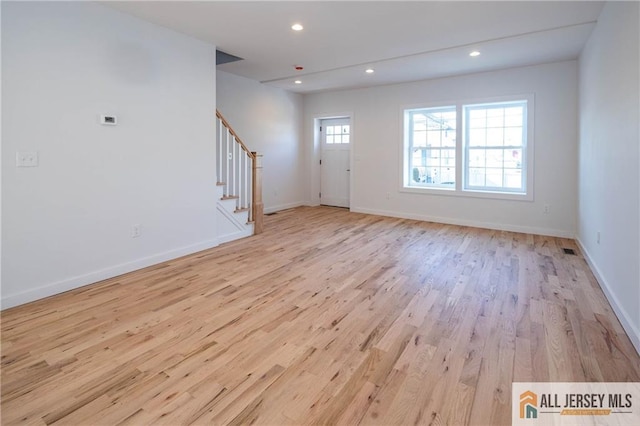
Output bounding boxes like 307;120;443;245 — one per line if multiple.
578;2;640;352
304;61;578;237
217;71;305;213
2;2;218;308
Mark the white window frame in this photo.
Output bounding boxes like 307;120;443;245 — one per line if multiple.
400;94;534;201
403;105;457;190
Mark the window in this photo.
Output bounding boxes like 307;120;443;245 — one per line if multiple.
325;124;350;144
402;96;532;199
405;106;456;188
464;101;527;193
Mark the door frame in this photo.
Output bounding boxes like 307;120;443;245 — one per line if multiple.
312;112;354;210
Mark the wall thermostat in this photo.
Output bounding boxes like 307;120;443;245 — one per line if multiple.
100;115;117;126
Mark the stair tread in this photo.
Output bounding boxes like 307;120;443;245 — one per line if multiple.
235;207;250;213
221;195;239;200
216;182;226;186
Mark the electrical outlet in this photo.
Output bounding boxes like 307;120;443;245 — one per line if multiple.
100;115;117;126
132;224;141;238
228;152;233;160
16;151;39;167
543;204;550;214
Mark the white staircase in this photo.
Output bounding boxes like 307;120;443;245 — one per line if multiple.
215;110;262;244
216;183;254;244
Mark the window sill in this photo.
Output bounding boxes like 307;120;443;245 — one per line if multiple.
400;186;533;201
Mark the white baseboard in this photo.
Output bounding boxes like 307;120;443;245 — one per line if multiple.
1;239;219;310
350;206;575;238
217;228;253;245
264;201;306;214
576;238;640;356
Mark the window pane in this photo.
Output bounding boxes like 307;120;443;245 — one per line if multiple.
487;111;504;128
327;126;336;135
424;168;438;184
469;168;485;186
426;151;440;166
442;132;456;147
505;113;522;127
468;129;486;147
413;131;426;147
342;125;350;134
469;117;485;129
411;166;425;183
427;130;441;147
504;127;523;146
440;168;455;185
469;149;485;167
326;135;334;144
504;106;523;125
426;114;441;129
442;149;455;167
504;169;523;189
504;149;522;169
342;135;350;144
442;110;457;123
413;115;427;131
486;128;504;146
486;149;503;168
469;109;485;120
486;168;503;187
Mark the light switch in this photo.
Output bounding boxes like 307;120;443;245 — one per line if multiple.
16;151;39;167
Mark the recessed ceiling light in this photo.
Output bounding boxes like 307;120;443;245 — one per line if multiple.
469;51;481;57
365;68;374;74
291;23;304;31
294;80;302;84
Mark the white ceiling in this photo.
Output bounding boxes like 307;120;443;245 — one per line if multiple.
105;1;604;94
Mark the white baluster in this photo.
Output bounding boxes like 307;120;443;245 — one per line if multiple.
249;156;253;222
232;137;237;207
239;150;242;209
244;151;248;209
218;119;222;184
225;130;231;195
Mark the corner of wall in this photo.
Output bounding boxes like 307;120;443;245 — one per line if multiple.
576;238;640;356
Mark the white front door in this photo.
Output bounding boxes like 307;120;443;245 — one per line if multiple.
320;118;351;208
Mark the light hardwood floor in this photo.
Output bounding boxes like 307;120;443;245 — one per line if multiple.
2;206;639;425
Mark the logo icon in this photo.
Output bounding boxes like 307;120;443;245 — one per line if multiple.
520;390;538;419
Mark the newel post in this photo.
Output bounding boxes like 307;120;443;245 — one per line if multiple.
252;152;264;234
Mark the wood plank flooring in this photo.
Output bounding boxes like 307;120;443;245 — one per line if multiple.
2;206;639;425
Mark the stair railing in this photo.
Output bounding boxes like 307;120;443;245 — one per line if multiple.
216;110;263;234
